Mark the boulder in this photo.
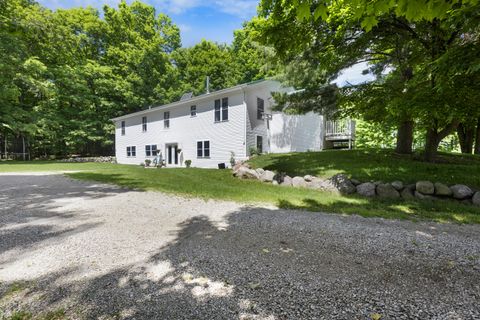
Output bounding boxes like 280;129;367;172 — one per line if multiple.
416;181;434;195
415;191;435;200
473;192;480;207
434;182;452;196
330;174;356;195
273;172;286;184
307;178;325;190
304;175;315;182
391;181;404;191
450;184;473;199
401;188;415;200
260;170;275;182
272;180;279;186
292;176;308;188
356;182;376;197
281;176;293;187
235;167;259;180
350;178;361;186
376;183;400;198
256;168;265;175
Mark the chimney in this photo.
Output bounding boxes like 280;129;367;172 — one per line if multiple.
206;76;210;94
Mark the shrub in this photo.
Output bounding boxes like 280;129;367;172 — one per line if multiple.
249;147;260;156
230;151;236;167
184;159;192;168
144;159;151;167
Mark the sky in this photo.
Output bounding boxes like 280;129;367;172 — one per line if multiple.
37;0;373;85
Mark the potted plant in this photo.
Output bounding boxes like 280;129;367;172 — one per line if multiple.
145;159;151;167
184;159;192;168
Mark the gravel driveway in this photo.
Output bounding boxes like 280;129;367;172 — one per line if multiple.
1;173;479;319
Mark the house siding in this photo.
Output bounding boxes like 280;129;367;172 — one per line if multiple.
115;92;247;168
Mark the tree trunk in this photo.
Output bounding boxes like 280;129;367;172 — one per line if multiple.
475;118;480;155
424;120;459;162
457;123;474;154
395;120;414;154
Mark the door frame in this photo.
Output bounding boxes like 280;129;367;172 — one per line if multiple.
165;143;179;166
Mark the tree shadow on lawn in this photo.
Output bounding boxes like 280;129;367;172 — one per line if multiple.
2;206;479;319
277;195;480;224
252;149;480;188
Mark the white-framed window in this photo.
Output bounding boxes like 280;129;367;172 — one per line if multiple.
164;111;170;128
256;135;263;154
197;140;210;158
121;121;125;135
142;116;147;132
145;144;158;157
214;97;228;122
191;105;196;117
126;146;136;157
257;97;264;120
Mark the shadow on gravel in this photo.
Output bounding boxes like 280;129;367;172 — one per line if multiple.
0;174;129;254
2;206;479;319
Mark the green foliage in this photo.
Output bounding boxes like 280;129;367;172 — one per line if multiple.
184;159;192;168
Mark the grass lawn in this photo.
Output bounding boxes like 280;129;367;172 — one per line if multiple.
1;149;479;224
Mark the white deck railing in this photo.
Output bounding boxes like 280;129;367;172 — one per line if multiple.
325;119;355;138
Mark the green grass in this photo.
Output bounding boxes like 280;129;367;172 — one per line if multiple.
1;150;479;224
249;149;480;188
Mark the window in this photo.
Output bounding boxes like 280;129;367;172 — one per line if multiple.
191;105;197;117
197;140;210;158
164;111;170;128
222;97;229;121
145;144;158;157
142;116;147;132
214;98;228;122
126;146;136;157
256;136;263;154
257;98;264;120
121;121;125;135
214;99;221;122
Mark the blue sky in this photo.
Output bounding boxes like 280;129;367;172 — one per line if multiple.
38;0;372;85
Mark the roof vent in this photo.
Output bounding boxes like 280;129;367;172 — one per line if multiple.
180;92;193;101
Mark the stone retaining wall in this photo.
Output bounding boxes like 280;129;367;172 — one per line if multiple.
232;162;480;207
59;156;116;163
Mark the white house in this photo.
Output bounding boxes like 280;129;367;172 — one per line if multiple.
111;80;354;168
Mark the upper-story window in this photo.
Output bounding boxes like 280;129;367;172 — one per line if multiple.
164;111;170;129
121;121;125;135
142;116;147;132
215;97;228;122
191;105;197;117
257;98;264;120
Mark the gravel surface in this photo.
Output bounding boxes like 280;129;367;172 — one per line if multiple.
1;173;479;319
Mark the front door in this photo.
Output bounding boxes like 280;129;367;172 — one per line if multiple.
166;144;178;165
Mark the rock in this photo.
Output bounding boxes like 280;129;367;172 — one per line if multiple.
415;191;435;200
391;181;404;191
401;188;415;200
473;192;480;206
281;176;293;187
256;168;265;175
235;167;259;180
350;178;361;186
292;176;308;188
307;178;325;190
330;174;356;195
450;184;473;199
273;172;286;183
272;180;279;186
356;182;376;197
373;181;383;186
434;182;452;196
304;175;315;182
416;181;434;195
260;170;275;182
376;183;400;198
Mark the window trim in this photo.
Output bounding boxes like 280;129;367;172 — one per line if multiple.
126;146;136;157
196;140;210;158
255;135;263;154
145;144;158;157
121;121;125;136
257;97;264;120
164;111;170;129
190;105;197;117
142;116;147;132
214;97;228;122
